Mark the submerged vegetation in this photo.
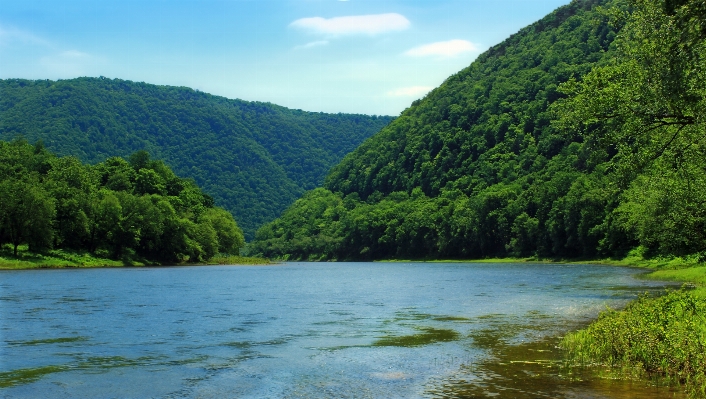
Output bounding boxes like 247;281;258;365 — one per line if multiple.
373;327;460;347
0;140;246;265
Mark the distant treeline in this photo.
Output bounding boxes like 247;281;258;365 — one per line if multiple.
0;77;393;239
0;140;244;262
251;0;706;261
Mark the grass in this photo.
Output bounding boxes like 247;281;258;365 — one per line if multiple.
207;255;272;266
560;247;706;398
0;244;271;270
0;245;129;269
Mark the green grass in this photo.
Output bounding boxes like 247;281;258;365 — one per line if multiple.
0;245;130;269
0;244;270;269
557;247;706;398
562;288;706;398
207;255;272;266
392;250;706;397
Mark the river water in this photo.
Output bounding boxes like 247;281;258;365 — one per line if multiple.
0;262;686;398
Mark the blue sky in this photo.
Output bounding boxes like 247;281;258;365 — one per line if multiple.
0;0;570;116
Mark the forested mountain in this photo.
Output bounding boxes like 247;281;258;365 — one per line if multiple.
0;78;393;238
251;0;706;261
0;140;243;262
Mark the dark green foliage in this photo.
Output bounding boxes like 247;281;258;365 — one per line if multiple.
0;78;393;238
0;139;244;263
556;0;706;258
252;0;623;260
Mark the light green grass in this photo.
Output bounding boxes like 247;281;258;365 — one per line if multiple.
0;246;130;269
0;245;270;269
561;247;706;398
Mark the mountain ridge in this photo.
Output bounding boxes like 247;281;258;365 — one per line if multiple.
0;77;393;238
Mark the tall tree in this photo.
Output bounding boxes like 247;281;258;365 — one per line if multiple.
0;178;56;256
555;0;706;177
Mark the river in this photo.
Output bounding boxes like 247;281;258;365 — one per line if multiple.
0;262;686;398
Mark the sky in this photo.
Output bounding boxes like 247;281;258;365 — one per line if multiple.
0;0;570;116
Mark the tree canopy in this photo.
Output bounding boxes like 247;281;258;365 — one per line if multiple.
0;140;244;263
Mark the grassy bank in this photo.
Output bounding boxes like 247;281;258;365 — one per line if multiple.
0;245;270;270
560;248;706;398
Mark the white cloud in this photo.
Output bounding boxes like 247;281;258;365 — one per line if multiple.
294;40;329;50
387;86;433;97
405;39;478;58
290;13;410;36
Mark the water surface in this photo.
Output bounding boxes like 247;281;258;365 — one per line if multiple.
0;262;684;398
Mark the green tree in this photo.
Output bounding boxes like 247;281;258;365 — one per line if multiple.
556;0;706;177
202;207;245;255
555;0;706;256
0;178;56;256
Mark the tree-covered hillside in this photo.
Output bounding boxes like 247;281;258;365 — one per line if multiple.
252;0;706;261
0;78;393;238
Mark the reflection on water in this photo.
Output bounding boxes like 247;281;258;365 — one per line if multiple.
0;262;683;398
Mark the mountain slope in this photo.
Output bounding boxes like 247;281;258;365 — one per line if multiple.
250;0;624;260
0;78;393;238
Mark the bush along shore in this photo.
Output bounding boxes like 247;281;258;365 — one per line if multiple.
561;253;706;398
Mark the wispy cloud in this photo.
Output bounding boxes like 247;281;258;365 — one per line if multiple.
405;39;478;58
290;13;410;36
387;86;433;97
0;24;51;47
294;40;329;50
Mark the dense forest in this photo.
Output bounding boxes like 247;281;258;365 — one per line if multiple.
0;139;244;263
251;0;706;261
0;78;393;238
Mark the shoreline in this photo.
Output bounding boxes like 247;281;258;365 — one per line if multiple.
0;249;273;270
377;255;706;286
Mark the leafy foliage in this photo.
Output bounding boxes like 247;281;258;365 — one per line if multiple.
0;139;244;263
556;0;706;258
0;78;393;238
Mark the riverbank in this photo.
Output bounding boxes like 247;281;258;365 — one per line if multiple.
387;248;706;285
559;249;706;398
381;250;706;397
0;245;271;270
